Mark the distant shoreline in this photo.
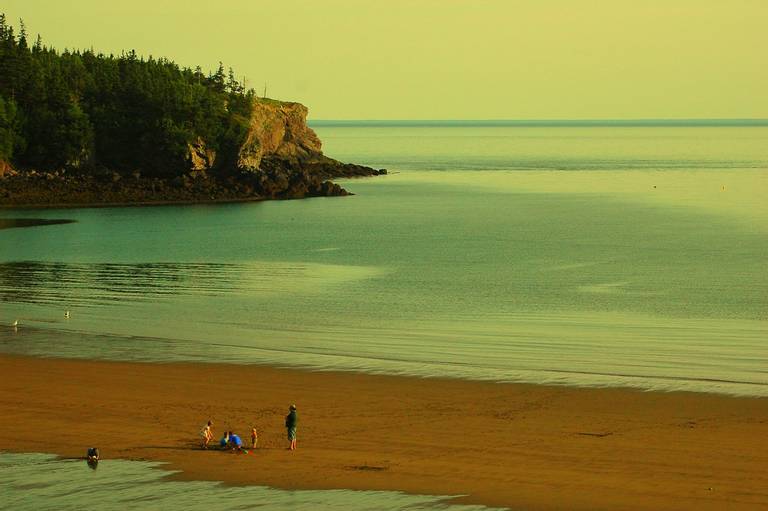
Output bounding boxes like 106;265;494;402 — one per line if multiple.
1;354;766;510
0;196;266;211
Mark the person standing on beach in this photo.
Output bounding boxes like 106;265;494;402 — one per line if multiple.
285;404;298;450
200;420;213;449
251;427;258;449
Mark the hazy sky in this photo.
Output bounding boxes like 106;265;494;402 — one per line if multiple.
3;0;766;119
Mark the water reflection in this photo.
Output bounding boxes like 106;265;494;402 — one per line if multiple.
0;260;382;307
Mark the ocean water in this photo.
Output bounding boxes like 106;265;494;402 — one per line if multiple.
0;453;501;511
0;123;767;396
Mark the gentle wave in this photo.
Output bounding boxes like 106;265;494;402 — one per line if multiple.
2;315;765;397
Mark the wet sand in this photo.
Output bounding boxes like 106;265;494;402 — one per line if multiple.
1;354;766;510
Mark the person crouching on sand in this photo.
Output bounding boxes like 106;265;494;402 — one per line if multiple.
285;404;298;451
219;431;230;449
86;447;99;470
251;427;258;449
228;430;244;451
87;447;99;462
200;420;213;449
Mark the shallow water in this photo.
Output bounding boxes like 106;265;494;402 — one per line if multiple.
0;453;502;510
0;124;766;396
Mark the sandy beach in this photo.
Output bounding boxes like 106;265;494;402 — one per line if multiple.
1;354;766;510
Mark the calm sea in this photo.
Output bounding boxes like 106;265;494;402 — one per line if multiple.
1;122;767;397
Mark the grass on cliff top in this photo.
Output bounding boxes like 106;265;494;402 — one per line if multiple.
254;97;295;107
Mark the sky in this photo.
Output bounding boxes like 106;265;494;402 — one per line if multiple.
3;0;766;120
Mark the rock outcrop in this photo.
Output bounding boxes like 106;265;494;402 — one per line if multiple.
0;160;14;178
237;99;324;171
187;137;216;172
236;98;386;180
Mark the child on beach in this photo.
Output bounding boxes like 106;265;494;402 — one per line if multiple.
200;420;213;449
251;427;258;449
219;431;230;449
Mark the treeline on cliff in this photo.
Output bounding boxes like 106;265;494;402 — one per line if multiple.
0;15;254;177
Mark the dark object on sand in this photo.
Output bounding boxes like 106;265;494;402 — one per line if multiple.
86;447;99;469
87;447;99;461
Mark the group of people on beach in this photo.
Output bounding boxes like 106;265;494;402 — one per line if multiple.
200;422;254;451
200;404;298;452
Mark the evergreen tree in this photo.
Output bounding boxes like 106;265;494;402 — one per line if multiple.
0;95;18;160
0;16;257;177
211;62;226;94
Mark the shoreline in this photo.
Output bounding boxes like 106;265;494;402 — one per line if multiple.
1;354;766;510
0;159;385;210
0;170;382;211
0;195;282;211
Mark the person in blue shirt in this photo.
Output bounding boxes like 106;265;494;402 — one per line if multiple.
227;431;244;451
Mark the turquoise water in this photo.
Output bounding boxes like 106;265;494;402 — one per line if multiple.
0;124;766;396
0;453;501;510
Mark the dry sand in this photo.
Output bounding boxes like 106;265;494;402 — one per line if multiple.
1;354;766;510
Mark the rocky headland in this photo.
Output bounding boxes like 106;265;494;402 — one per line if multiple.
0;98;385;208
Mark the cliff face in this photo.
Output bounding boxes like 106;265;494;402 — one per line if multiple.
187;137;217;172
234;98;386;181
185;97;386;181
237;99;324;171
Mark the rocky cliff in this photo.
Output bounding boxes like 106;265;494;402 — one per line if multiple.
0;98;385;207
198;97;383;179
237;99;323;171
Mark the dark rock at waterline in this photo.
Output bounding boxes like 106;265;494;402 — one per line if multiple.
0;160;377;207
0;218;76;229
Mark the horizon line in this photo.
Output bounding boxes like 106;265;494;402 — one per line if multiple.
309;118;768;127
